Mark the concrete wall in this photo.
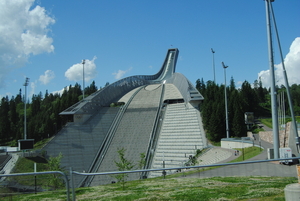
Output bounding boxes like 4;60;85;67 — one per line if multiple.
221;139;254;149
258;122;291;148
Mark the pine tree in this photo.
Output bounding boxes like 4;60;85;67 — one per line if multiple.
9;97;19;142
231;92;247;137
0;97;11;143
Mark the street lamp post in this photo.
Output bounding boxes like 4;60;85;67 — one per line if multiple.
211;48;216;83
23;77;30;140
222;62;230;139
82;59;85;99
242;139;244;161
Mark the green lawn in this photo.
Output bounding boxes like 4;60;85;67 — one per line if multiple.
260;116;300;129
2;144;288;200
231;146;262;163
10;156;49;185
7;176;296;201
260;118;273;128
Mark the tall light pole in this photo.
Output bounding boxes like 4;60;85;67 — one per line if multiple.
265;0;279;159
82;59;85;99
211;48;216;83
222;62;229;139
23;77;30;140
267;0;299;154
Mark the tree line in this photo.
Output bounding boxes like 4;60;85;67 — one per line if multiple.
0;77;299;146
0;81;107;146
196;78;300;142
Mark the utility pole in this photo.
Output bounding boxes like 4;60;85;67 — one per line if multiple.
82;59;85;99
222;62;229;139
23;77;30;140
211;48;216;83
265;0;279;159
268;0;300;153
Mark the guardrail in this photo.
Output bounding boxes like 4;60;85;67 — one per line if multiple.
1;156;299;201
70;156;300;200
142;84;165;178
0;171;70;201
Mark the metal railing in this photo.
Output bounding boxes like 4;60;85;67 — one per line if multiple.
1;156;299;201
142;84;165;178
70;156;300;200
0;171;70;201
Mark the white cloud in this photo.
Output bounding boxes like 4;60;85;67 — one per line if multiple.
22;30;54;55
51;86;70;96
0;0;55;89
39;70;55;85
65;56;97;82
258;37;300;88
30;81;36;98
113;67;133;80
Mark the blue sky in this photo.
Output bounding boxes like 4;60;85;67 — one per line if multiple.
0;0;299;99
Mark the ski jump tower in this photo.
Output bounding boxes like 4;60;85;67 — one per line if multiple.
44;48;207;186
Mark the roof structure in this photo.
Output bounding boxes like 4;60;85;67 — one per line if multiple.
60;49;203;118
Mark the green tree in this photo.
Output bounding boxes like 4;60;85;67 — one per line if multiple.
240;81;258;113
208;101;225;141
253;79;270;117
138;153;146;169
0;97;11;143
113;148;134;189
196;78;206;93
229;76;235;92
47;153;64;189
291;84;300;115
231;91;247;137
9;96;19;142
138;152;146;179
0;82;107;144
85;80;98;96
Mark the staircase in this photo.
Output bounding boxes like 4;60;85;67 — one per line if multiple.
149;102;206;178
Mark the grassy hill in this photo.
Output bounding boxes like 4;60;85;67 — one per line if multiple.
4;176;296;200
2;146;295;200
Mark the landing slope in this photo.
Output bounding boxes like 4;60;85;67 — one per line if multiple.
43;107;119;186
90;84;163;186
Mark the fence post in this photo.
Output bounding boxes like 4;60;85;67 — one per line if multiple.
0;171;70;201
70;167;76;201
59;171;71;201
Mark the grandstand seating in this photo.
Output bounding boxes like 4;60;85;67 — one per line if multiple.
149;102;206;178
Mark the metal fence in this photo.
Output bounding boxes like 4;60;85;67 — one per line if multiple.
0;171;70;200
1;157;299;201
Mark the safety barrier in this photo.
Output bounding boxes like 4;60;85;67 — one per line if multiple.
1;156;299;200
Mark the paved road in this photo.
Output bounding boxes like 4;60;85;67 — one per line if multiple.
184;134;298;179
0;153;19;182
256;120;273;132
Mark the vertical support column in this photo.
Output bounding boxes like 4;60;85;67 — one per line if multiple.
265;0;280;159
70;167;76;201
